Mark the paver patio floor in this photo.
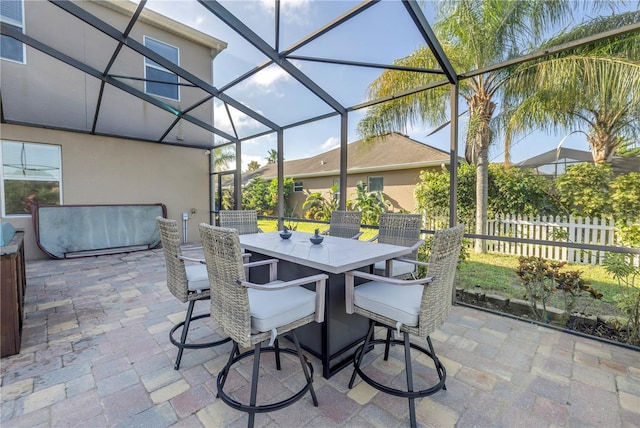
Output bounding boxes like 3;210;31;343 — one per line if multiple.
1;249;639;427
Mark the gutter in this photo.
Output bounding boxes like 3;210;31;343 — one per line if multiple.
258;160;451;181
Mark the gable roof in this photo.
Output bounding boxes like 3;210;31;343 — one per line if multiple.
242;133;452;184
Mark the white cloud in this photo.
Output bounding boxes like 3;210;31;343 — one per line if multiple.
258;0;311;24
248;65;291;89
213;102;265;136
321;136;340;151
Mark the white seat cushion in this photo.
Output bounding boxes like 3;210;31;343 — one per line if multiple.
248;283;316;332
185;264;209;292
354;281;424;327
374;259;416;277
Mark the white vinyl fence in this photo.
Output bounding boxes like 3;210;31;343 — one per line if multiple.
424;214;635;266
486;215;620;265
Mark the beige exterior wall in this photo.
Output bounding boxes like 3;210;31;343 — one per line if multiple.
1;124;210;260
288;166;439;216
2;1;223;146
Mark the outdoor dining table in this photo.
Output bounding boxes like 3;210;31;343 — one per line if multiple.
238;230;413;378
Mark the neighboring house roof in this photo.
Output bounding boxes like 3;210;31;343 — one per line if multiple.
242;133;452;184
516;148;639;175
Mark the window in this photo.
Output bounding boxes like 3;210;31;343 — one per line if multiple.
1;141;62;216
293;181;303;192
368;176;384;192
144;36;179;100
1;0;25;63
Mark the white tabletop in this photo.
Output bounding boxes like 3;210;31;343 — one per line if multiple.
239;231;411;275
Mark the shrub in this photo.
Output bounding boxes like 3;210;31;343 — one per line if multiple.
555;163;613;218
514;256;601;324
302;185;338;221
348;181;390;225
603;223;640;345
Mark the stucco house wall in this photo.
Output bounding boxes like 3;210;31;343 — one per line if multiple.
1;125;210;260
288;166;438;215
1;1;226;259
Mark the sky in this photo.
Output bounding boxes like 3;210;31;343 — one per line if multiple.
141;0;636;171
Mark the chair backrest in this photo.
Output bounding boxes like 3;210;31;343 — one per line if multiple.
378;213;422;259
418;224;465;337
198;223;251;345
328;211;362;239
156;216;189;302
218;210;260;235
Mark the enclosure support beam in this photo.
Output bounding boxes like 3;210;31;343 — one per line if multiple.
339;114;349;211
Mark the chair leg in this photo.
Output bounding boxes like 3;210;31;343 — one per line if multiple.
217;342;240;398
349;322;375;389
170;300;231;371
404;332;416;428
248;341;262;428
274;338;281;370
384;327;393;361
291;331;318;406
174;300;196;370
427;336;446;391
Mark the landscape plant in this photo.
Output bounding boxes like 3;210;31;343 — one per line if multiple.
348;181;390;225
268;177;294;216
514;256;601;325
515;256;562;322
242;177;272;214
555;163;613;218
603;223;640;345
302;185;339;221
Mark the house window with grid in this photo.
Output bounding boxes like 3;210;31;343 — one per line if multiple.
1;0;25;63
293;181;303;192
144;36;179;100
368;176;384;192
1;141;62;216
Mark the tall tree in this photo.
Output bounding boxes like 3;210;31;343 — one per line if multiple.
502;11;640;163
246;160;261;172
213;146;235;170
265;149;278;164
358;0;610;253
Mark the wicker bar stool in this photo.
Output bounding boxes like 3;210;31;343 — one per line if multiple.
199;223;327;428
323;210;363;239
371;213;424;278
156;217;231;370
218;209;262;234
346;224;465;428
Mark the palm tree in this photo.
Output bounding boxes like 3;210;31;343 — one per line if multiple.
246;160;261;172
265;149;278;164
213;146;235;170
502;11;640;163
358;0;610;253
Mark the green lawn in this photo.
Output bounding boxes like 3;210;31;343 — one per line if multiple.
456;252;621;303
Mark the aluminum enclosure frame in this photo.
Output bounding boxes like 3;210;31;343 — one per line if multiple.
1;0;638;229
